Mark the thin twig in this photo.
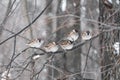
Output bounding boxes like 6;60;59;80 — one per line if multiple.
0;0;53;45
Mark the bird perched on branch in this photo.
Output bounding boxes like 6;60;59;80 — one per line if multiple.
81;31;92;41
66;29;79;41
59;40;73;50
43;42;59;52
26;38;44;48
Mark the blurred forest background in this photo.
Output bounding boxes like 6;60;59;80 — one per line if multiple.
0;0;120;80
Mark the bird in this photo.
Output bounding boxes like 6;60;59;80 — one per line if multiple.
81;31;92;40
113;42;120;55
59;40;73;50
26;38;44;48
43;42;59;52
103;0;113;9
66;29;79;41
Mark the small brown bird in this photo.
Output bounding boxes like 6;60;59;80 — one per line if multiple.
26;38;44;48
81;31;92;40
59;40;73;50
66;29;79;41
103;0;113;9
43;42;59;52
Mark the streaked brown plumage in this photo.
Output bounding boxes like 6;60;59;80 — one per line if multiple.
26;38;44;48
59;40;73;50
43;42;59;52
67;29;79;41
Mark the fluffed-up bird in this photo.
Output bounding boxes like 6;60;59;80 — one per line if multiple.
66;29;79;41
81;31;92;40
43;42;59;52
59;40;73;50
26;38;44;48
